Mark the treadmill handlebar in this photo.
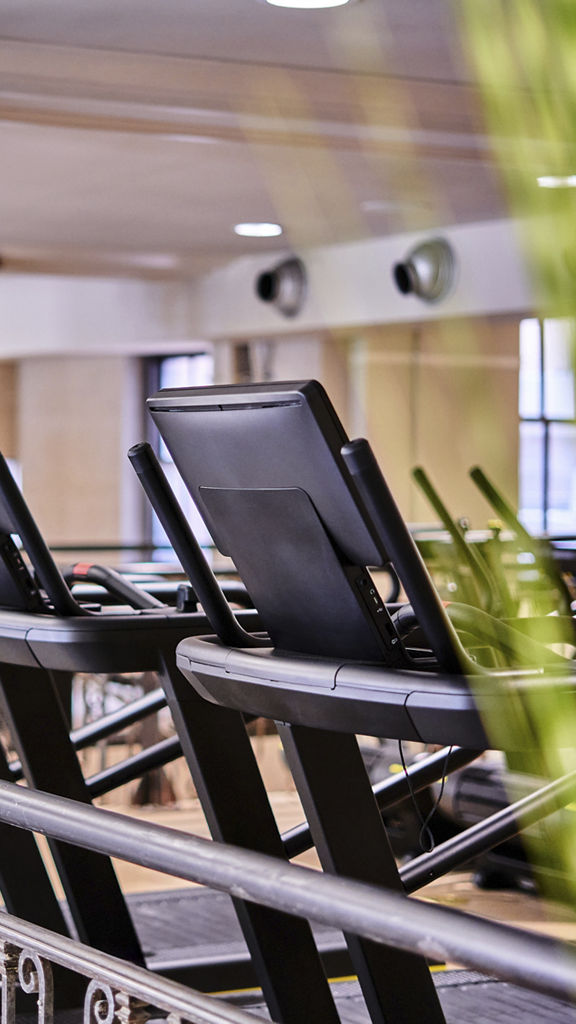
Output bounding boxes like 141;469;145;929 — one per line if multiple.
412;466;499;615
128;443;267;648
341;438;472;674
469;465;573;617
469;466;539;551
63;562;165;611
0;452;88;617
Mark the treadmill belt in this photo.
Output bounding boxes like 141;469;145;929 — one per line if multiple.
128;888;247;958
125;886;344;961
231;972;576;1022
436;971;576;1023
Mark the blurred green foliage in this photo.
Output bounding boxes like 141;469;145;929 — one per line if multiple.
459;0;576;319
457;0;576;903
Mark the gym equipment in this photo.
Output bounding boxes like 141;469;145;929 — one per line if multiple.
412;465;508;615
470;464;575;616
0;454;331;1002
146;378;576;1023
0;451;458;1009
412;465;576;665
0;452;393;1015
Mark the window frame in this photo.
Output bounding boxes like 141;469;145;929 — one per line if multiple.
519;318;576;534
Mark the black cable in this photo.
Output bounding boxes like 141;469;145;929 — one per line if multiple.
398;741;454;854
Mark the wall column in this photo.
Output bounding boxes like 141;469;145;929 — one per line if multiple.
17;356;146;547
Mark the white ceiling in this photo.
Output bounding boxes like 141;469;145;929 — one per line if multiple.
0;0;509;279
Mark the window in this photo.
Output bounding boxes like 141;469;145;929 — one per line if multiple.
149;354;214;556
518;318;576;534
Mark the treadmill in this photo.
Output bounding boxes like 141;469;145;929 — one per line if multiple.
0;453;332;1000
146;379;576;1024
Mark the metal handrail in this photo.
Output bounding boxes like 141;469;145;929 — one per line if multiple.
0;780;574;1003
0;913;259;1024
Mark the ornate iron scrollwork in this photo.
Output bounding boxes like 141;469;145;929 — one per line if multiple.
84;981;150;1024
18;950;54;1024
0;913;256;1024
84;980;115;1024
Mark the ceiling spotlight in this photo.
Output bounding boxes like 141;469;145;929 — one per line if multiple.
265;0;354;8
392;238;456;304
234;222;283;237
255;257;307;317
537;174;576;189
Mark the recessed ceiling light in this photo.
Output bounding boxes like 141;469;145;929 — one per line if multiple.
234;222;283;237
265;0;355;8
537;174;576;189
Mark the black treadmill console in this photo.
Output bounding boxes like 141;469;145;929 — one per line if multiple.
0;454;83;616
0;532;45;612
148;381;433;664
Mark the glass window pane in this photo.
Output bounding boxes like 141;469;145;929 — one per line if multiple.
152;458;213;552
519;318;542;418
159;354;213;390
152;352;215;556
157;354;214;462
547;422;576;535
518;420;545;534
543;318;575;420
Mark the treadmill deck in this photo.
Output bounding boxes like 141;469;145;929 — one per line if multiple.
126;890;576;1021
233;971;576;1022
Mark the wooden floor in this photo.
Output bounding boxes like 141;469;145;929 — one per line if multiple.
96;786;576;946
110;788;317;893
57;733;576;943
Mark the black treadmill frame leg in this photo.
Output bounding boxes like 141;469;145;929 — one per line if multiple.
0;738;67;932
0;663;145;966
277;723;447;1024
158;653;340;1024
0;733;86;1007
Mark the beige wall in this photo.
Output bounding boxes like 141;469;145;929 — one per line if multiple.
272;333;349;427
1;318;521;547
348;316;520;526
0;362;18;459
218;333;350;425
0;339;347;549
17;356;146;545
212;321;520;529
